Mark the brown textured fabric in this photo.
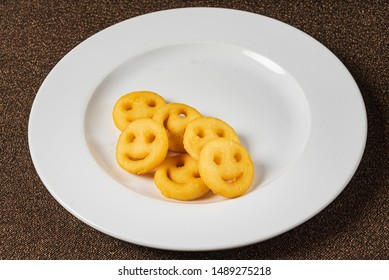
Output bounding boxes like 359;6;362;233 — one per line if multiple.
1;0;388;259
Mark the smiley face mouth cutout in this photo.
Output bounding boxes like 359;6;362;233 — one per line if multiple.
166;169;175;182
126;154;148;161
222;173;243;184
165;168;200;184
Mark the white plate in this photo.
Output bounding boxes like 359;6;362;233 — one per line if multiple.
29;8;367;251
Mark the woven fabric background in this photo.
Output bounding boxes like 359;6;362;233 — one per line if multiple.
1;0;388;259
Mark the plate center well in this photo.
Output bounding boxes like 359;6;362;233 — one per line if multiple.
84;42;311;203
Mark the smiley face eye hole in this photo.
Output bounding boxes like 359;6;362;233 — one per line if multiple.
122;102;132;111
147;100;156;107
175;159;185;168
145;133;156;143
234;152;242;162
127;133;136;143
216;128;225;137
213;154;221;165
178;111;187;118
196;128;205;138
192;171;200;178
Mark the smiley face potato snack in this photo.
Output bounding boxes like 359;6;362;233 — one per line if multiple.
154;154;210;200
116;118;168;175
113;91;166;131
199;138;254;198
113;91;255;200
183;117;241;160
152;103;202;153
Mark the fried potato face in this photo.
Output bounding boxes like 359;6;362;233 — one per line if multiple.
116;118;168;175
183;117;240;160
154;154;210;201
199;138;254;198
113;91;166;131
153;103;202;153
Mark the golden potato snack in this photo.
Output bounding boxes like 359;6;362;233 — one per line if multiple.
113;91;256;201
116;118;168;175
154;154;210;201
183;117;240;160
113;91;166;131
153;103;202;152
199;138;254;198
